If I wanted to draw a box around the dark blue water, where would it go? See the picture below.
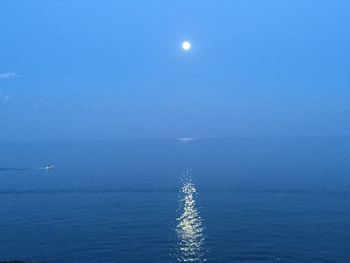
[1,138,350,262]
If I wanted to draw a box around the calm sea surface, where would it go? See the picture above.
[1,138,350,262]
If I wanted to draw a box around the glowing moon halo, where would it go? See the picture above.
[182,41,191,51]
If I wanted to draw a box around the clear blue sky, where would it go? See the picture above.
[1,0,349,140]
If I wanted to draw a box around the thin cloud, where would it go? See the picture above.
[0,93,10,103]
[0,72,18,79]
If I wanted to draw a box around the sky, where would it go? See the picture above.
[0,0,349,141]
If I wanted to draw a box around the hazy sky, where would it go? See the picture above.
[1,0,349,140]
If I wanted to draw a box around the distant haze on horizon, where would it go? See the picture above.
[1,0,349,141]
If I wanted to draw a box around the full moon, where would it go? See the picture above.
[182,41,191,51]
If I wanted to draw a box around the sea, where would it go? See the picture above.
[0,137,349,262]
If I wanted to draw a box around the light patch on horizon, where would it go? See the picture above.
[178,138,193,142]
[0,72,18,79]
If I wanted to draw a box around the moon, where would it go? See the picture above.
[182,41,191,51]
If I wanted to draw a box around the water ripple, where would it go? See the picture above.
[175,171,206,262]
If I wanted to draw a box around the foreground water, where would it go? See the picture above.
[1,138,350,262]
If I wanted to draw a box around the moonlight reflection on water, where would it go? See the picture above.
[175,171,206,262]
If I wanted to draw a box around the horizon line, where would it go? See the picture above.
[0,135,349,143]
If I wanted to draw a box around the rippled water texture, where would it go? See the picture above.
[0,138,350,262]
[175,171,206,262]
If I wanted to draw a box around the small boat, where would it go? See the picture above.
[44,165,55,170]
[38,165,55,170]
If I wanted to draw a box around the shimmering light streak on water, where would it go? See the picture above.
[175,171,206,262]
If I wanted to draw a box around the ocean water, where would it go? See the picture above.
[0,138,350,262]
